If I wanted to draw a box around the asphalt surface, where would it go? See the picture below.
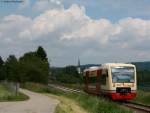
[0,89,59,113]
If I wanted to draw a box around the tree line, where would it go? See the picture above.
[0,46,83,85]
[1,45,148,86]
[137,70,150,85]
[0,46,49,84]
[50,66,82,84]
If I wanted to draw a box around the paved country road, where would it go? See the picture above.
[0,89,59,113]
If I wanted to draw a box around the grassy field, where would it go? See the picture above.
[0,84,29,102]
[23,83,132,113]
[132,90,150,105]
[47,93,87,113]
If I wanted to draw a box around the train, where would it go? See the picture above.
[83,63,137,100]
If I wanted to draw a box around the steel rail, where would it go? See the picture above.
[122,101,150,113]
[48,84,84,93]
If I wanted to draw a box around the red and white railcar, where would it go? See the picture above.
[83,63,137,100]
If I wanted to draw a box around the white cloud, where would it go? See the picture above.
[0,15,32,43]
[0,4,150,65]
[1,4,150,45]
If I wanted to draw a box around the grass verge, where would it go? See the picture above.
[132,90,150,105]
[23,82,132,113]
[0,84,29,102]
[47,93,87,113]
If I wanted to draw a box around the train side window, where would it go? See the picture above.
[100,75,106,85]
[89,76,97,84]
[99,70,108,85]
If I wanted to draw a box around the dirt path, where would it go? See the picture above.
[0,89,59,113]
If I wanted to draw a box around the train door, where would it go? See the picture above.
[99,69,108,94]
[84,70,99,94]
[84,71,89,91]
[96,69,102,94]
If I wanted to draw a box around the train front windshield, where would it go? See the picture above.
[111,67,135,83]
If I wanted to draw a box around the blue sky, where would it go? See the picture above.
[1,0,150,21]
[64,0,150,21]
[0,0,150,66]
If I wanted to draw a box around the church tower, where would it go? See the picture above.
[77,57,81,74]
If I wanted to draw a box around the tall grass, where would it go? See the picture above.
[22,82,50,93]
[132,90,150,105]
[62,93,132,113]
[55,104,74,113]
[0,84,29,101]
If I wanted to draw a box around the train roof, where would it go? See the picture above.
[102,63,135,67]
[84,66,100,72]
[84,63,135,72]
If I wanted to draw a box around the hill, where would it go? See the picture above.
[80,61,150,71]
[132,61,150,71]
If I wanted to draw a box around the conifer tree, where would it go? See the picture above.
[36,46,48,61]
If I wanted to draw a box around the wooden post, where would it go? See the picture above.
[15,82,20,96]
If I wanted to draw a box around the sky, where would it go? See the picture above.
[0,0,150,66]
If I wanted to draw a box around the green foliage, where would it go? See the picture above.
[5,55,20,82]
[19,51,49,84]
[0,67,6,80]
[51,66,83,84]
[137,70,150,84]
[0,46,49,84]
[63,66,78,75]
[133,90,150,105]
[55,105,72,113]
[22,82,51,93]
[0,56,6,80]
[0,56,4,66]
[36,46,48,61]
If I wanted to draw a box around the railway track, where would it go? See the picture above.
[48,84,150,113]
[122,101,150,113]
[48,84,84,93]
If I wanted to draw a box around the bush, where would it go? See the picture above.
[22,82,50,93]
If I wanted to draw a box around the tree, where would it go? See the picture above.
[5,55,20,95]
[0,56,5,81]
[5,55,18,81]
[0,56,4,66]
[53,65,83,84]
[36,46,48,61]
[1,46,50,85]
[19,51,49,84]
